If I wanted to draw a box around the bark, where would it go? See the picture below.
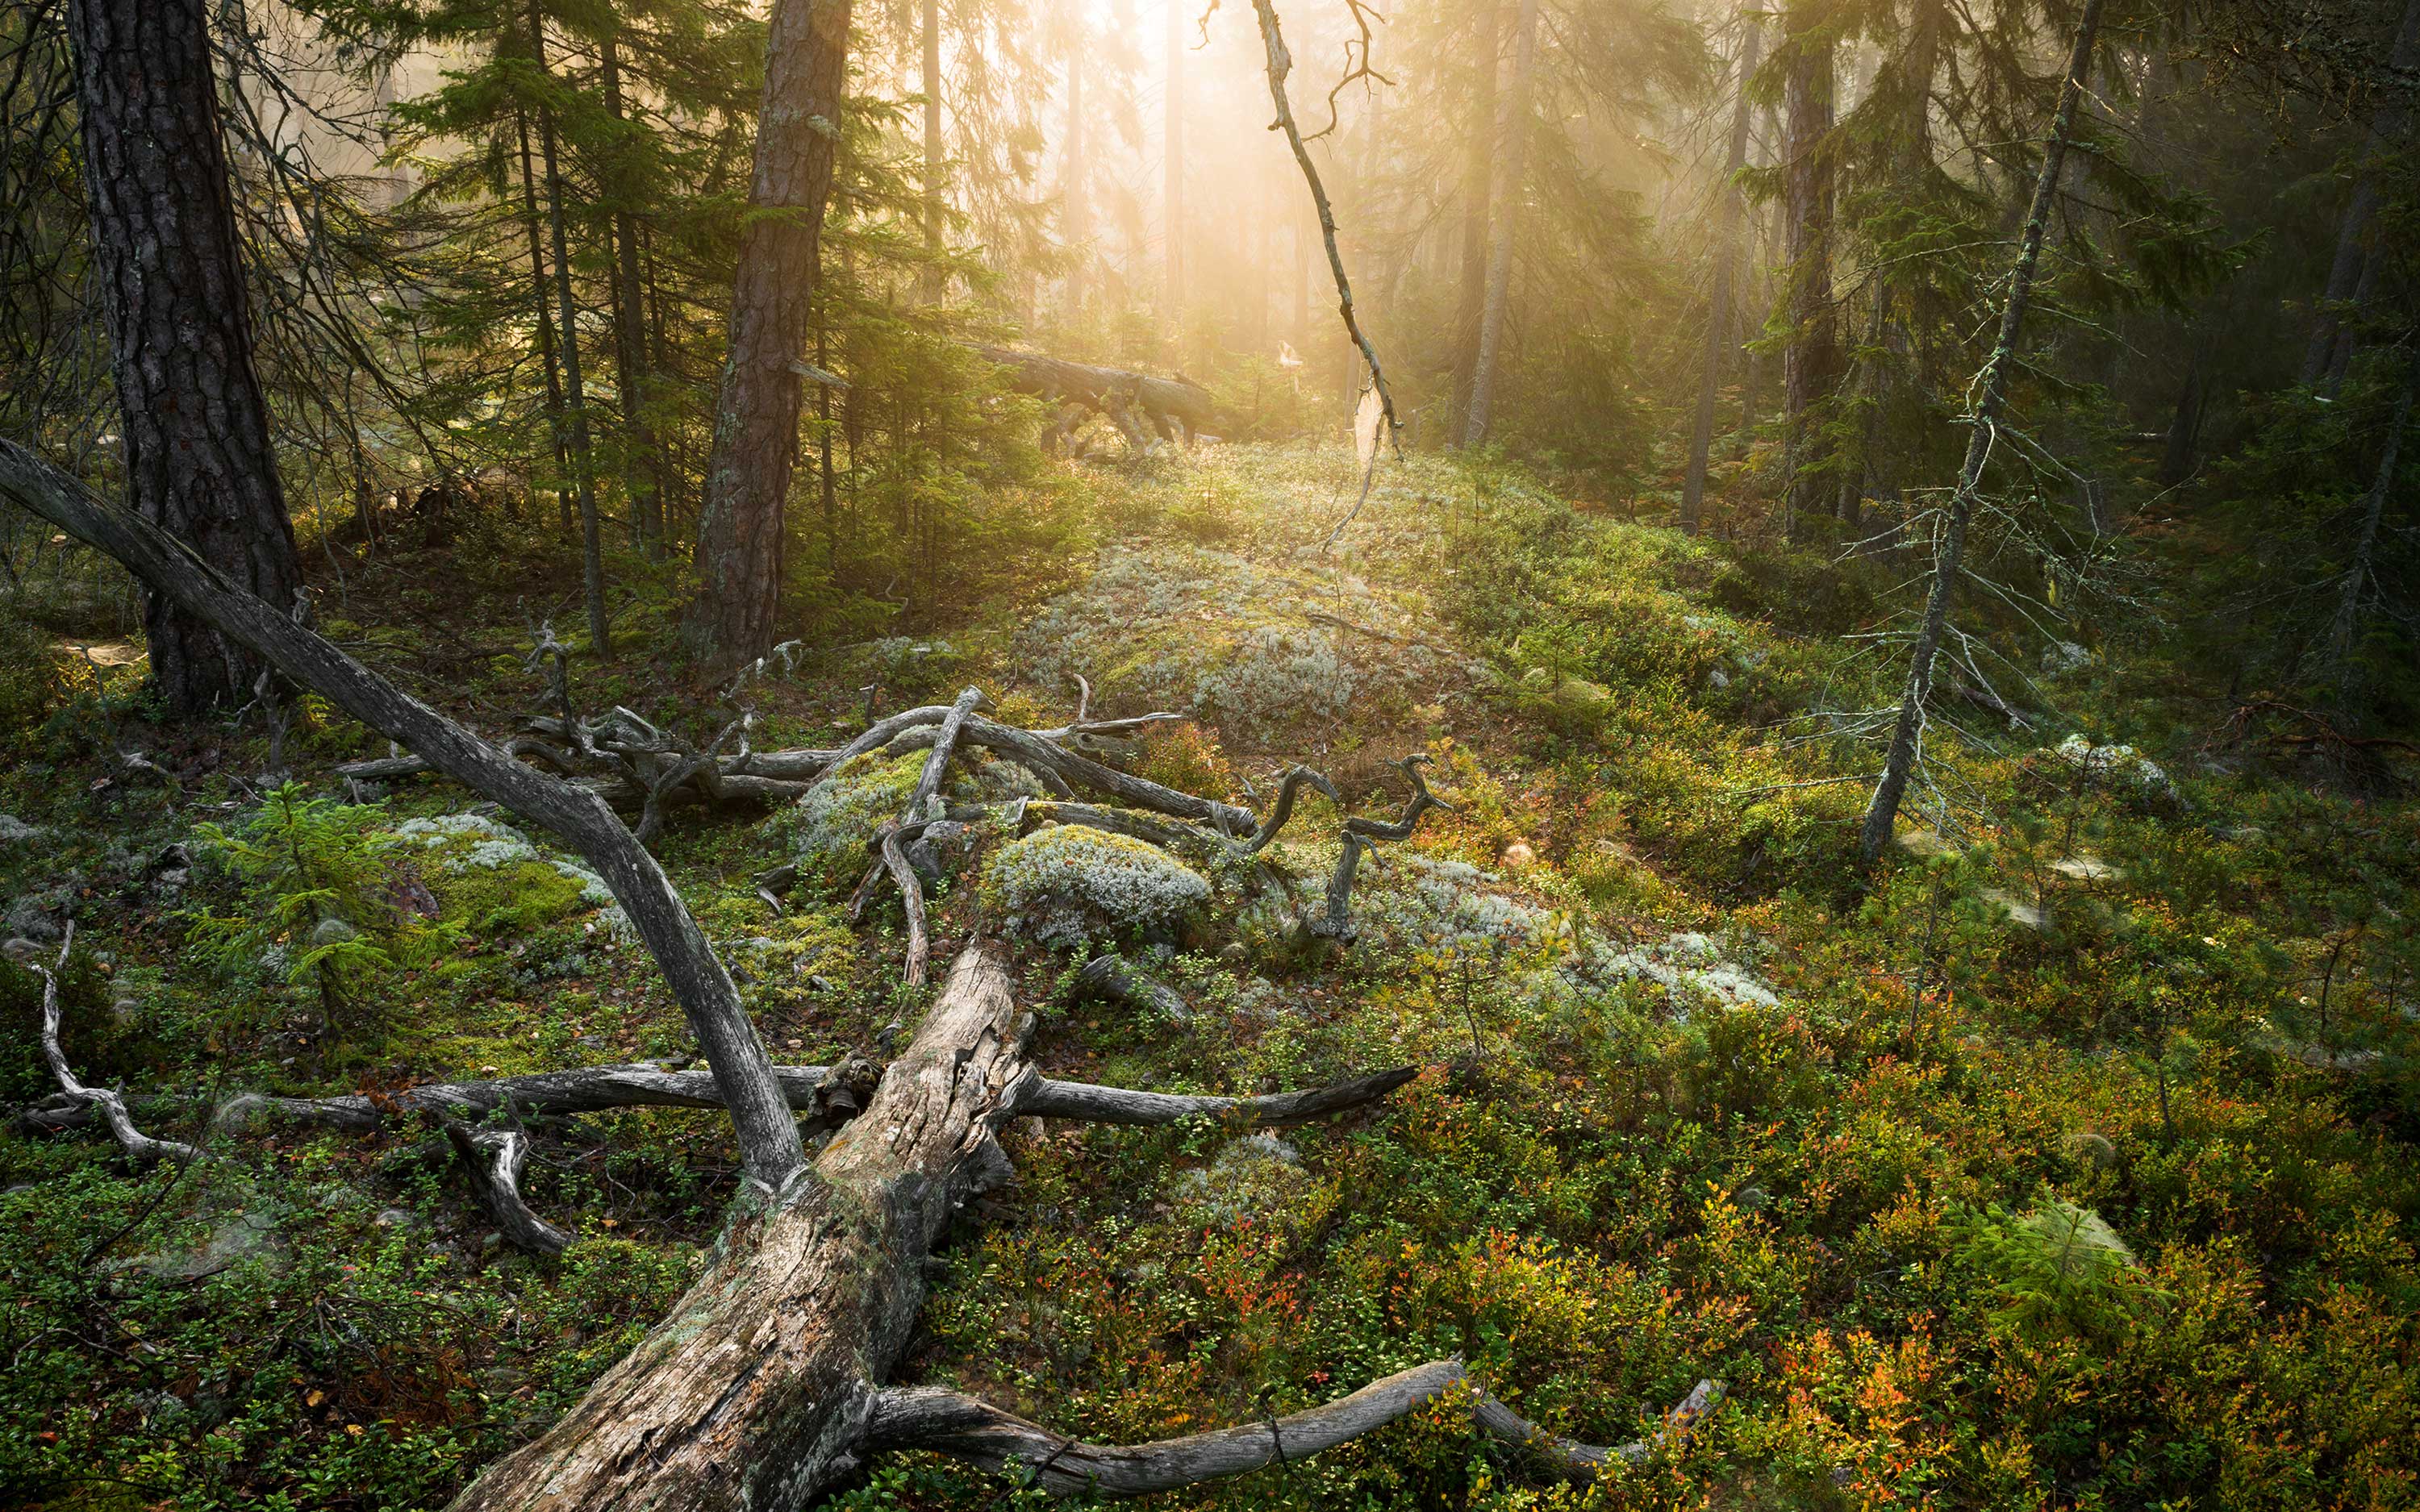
[1461,0,1539,448]
[686,0,853,666]
[1452,0,1501,422]
[1859,0,2106,863]
[1779,0,1839,537]
[529,2,613,660]
[600,32,666,557]
[2301,0,2420,388]
[0,439,809,1197]
[1682,16,1763,535]
[65,0,305,716]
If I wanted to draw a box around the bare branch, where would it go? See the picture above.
[868,1360,1721,1497]
[1014,1064,1416,1127]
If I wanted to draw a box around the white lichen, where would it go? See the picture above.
[983,824,1210,948]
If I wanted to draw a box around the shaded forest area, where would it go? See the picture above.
[2,0,2417,1508]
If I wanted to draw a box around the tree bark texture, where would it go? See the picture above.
[1461,0,1538,448]
[686,0,853,666]
[1681,16,1762,535]
[1859,0,2105,862]
[1779,0,1839,536]
[65,0,305,715]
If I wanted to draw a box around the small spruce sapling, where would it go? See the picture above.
[188,783,461,1043]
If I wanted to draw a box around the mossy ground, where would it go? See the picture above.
[3,442,2416,1511]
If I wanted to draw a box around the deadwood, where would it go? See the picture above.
[31,923,201,1167]
[0,438,807,1194]
[447,1123,570,1256]
[18,1059,878,1140]
[867,1360,1721,1497]
[1014,1064,1417,1127]
[1316,756,1454,940]
[977,345,1220,444]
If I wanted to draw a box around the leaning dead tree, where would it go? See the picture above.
[4,437,1721,1506]
[1858,0,2106,864]
[978,345,1221,450]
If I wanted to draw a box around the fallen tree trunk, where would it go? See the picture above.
[977,344,1220,445]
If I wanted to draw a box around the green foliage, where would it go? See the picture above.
[185,785,462,1039]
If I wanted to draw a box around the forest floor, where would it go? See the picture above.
[3,441,2417,1511]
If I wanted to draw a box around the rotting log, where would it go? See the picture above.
[976,345,1220,446]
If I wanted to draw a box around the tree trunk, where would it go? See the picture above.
[1859,0,2105,863]
[1451,0,1500,426]
[1162,0,1184,323]
[1460,0,1538,448]
[1779,0,1838,539]
[2327,360,2414,677]
[920,0,944,301]
[515,109,576,539]
[65,0,305,716]
[685,0,853,667]
[1681,15,1761,535]
[601,32,666,559]
[2302,0,2420,387]
[529,2,613,660]
[1062,37,1087,323]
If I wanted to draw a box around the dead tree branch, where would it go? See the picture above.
[32,922,201,1167]
[447,1122,570,1256]
[868,1360,1720,1497]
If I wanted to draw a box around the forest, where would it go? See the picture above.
[0,0,2416,1506]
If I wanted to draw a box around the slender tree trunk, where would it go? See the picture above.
[1859,0,2106,864]
[1451,0,1500,425]
[685,0,853,667]
[1681,16,1762,535]
[1460,0,1538,448]
[1061,37,1086,323]
[515,110,576,539]
[1162,0,1184,324]
[2327,361,2414,676]
[1779,0,1839,539]
[528,4,613,659]
[2303,0,2420,387]
[920,0,944,301]
[601,33,665,559]
[65,0,304,715]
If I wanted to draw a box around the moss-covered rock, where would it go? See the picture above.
[981,824,1209,948]
[774,748,1049,882]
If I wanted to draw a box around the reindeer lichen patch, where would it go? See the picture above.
[1016,544,1457,743]
[982,823,1210,947]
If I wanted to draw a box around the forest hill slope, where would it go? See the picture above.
[2,442,2417,1510]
